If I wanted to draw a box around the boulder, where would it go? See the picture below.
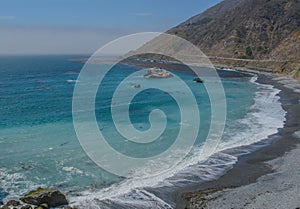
[6,200,20,206]
[35,203,49,209]
[20,188,68,207]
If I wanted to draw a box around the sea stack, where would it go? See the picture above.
[144,68,173,78]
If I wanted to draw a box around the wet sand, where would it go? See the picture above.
[175,73,300,209]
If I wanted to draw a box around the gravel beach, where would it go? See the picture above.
[176,73,300,209]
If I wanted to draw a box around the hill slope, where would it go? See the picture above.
[168,0,300,62]
[168,0,300,76]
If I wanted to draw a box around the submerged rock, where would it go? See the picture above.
[133,84,141,88]
[20,188,68,207]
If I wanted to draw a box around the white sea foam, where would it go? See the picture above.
[217,77,286,151]
[272,76,300,94]
[70,148,239,208]
[76,189,173,209]
[293,131,300,139]
[219,68,238,72]
[66,79,78,83]
[0,168,45,202]
[62,167,84,175]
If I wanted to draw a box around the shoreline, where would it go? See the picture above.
[69,56,300,81]
[174,72,300,208]
[1,57,299,208]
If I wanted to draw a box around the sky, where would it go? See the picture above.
[0,0,222,55]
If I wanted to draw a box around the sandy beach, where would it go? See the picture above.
[175,73,300,209]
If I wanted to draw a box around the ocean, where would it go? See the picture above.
[0,55,286,208]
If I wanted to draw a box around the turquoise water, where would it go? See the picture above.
[0,56,285,208]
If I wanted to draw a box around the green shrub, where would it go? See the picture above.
[245,46,253,57]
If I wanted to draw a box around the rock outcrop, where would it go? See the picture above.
[5,200,20,207]
[20,188,68,207]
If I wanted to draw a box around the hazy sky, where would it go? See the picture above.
[0,0,222,55]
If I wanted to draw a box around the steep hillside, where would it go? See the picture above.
[168,0,300,61]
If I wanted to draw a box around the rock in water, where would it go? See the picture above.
[144,68,173,78]
[193,77,204,83]
[133,84,141,88]
[20,188,68,207]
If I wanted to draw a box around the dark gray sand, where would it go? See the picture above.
[175,73,300,209]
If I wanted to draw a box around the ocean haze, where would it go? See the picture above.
[0,0,222,55]
[0,24,144,55]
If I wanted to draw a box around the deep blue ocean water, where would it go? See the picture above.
[0,56,285,208]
